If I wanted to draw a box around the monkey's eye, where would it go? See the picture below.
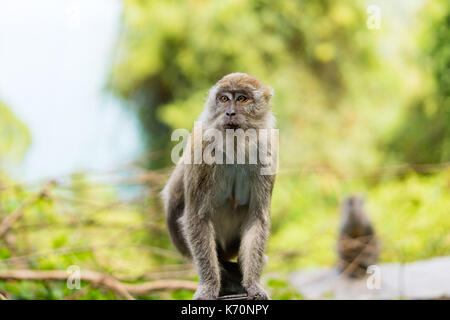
[220,95,229,102]
[236,94,248,102]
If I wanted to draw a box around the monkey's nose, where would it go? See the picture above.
[226,111,236,117]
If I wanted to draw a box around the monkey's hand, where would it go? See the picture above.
[193,284,219,300]
[245,284,270,300]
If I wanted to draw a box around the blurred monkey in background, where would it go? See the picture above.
[337,195,380,278]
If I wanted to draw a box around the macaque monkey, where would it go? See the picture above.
[162,73,277,299]
[337,195,380,278]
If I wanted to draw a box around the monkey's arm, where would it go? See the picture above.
[183,166,221,300]
[238,175,274,300]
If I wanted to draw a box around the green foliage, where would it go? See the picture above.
[0,280,117,300]
[0,102,31,171]
[267,169,450,271]
[110,0,386,171]
[171,289,194,300]
[386,0,450,164]
[266,278,303,300]
[0,173,184,300]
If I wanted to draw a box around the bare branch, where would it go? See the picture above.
[0,269,197,299]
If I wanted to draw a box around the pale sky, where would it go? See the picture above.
[0,0,142,182]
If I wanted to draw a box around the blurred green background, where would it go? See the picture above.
[0,0,449,300]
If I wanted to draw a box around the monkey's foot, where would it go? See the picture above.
[193,285,219,300]
[245,284,270,300]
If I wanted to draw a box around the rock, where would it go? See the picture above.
[289,256,450,299]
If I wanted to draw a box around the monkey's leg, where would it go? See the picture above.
[184,214,221,300]
[166,200,191,257]
[239,216,270,300]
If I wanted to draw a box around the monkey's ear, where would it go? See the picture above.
[263,86,274,102]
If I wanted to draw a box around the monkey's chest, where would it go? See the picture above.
[214,165,251,208]
[212,165,254,256]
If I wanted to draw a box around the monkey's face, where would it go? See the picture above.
[215,90,254,130]
[203,73,273,131]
